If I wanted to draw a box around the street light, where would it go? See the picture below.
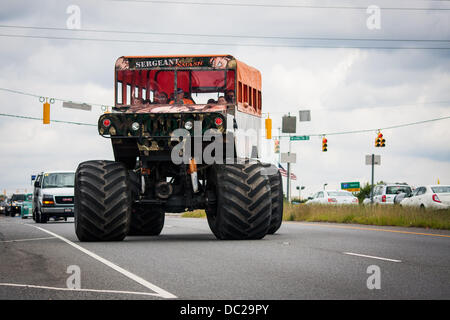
[296,186,305,200]
[323,183,328,190]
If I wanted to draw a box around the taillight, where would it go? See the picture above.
[103,119,111,127]
[328,198,337,203]
[382,195,386,202]
[352,198,359,203]
[432,194,441,203]
[215,117,223,126]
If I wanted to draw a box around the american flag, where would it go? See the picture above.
[278,163,297,180]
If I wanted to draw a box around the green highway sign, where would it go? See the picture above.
[341,182,360,190]
[290,136,310,141]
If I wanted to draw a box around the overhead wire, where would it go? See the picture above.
[109,0,450,11]
[0,25,449,43]
[0,33,449,50]
[0,87,449,134]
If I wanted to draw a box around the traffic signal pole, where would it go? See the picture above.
[370,154,375,203]
[287,137,291,203]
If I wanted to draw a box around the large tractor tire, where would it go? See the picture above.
[74,160,131,242]
[129,205,165,236]
[127,170,165,236]
[264,165,284,234]
[206,161,272,240]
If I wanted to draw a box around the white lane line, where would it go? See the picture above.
[0,283,161,297]
[0,237,56,243]
[343,252,402,263]
[28,225,177,299]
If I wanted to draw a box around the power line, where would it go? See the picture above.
[0,113,97,127]
[263,100,450,115]
[0,88,450,137]
[0,87,112,108]
[109,0,450,11]
[1,25,449,43]
[1,33,449,50]
[1,111,448,134]
[277,115,450,137]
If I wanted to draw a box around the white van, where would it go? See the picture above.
[33,171,75,223]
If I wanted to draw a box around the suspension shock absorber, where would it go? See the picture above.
[188,158,199,193]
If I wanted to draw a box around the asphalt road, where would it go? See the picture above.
[0,214,449,300]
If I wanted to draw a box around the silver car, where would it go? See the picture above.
[33,171,75,223]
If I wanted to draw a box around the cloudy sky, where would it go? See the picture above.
[0,0,449,198]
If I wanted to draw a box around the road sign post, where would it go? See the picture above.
[366,154,381,203]
[281,152,296,203]
[341,182,360,192]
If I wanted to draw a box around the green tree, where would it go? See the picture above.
[356,183,372,203]
[356,181,385,204]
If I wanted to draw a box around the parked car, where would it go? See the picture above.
[400,185,450,210]
[394,192,410,205]
[372,183,412,205]
[306,190,359,205]
[9,193,27,217]
[20,193,33,219]
[0,199,7,214]
[4,198,12,216]
[33,171,75,223]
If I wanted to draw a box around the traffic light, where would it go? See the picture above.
[274,139,280,153]
[375,132,385,147]
[265,116,272,139]
[43,101,50,124]
[322,137,328,152]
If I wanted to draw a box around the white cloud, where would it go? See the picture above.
[0,0,449,196]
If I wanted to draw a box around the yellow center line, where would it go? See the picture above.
[285,222,450,238]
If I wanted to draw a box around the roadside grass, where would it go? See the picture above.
[181,210,207,218]
[181,203,450,230]
[284,203,450,230]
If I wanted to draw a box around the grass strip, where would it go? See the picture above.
[181,204,450,230]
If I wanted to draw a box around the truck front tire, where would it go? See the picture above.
[74,160,131,242]
[206,161,272,240]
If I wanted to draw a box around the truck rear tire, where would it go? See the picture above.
[266,166,284,234]
[206,161,272,240]
[127,170,165,236]
[74,160,131,242]
[129,205,165,236]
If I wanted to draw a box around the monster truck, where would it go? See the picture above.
[74,55,283,241]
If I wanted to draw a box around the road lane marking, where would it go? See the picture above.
[28,225,177,299]
[0,283,162,297]
[0,237,56,243]
[343,252,402,263]
[290,222,450,238]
